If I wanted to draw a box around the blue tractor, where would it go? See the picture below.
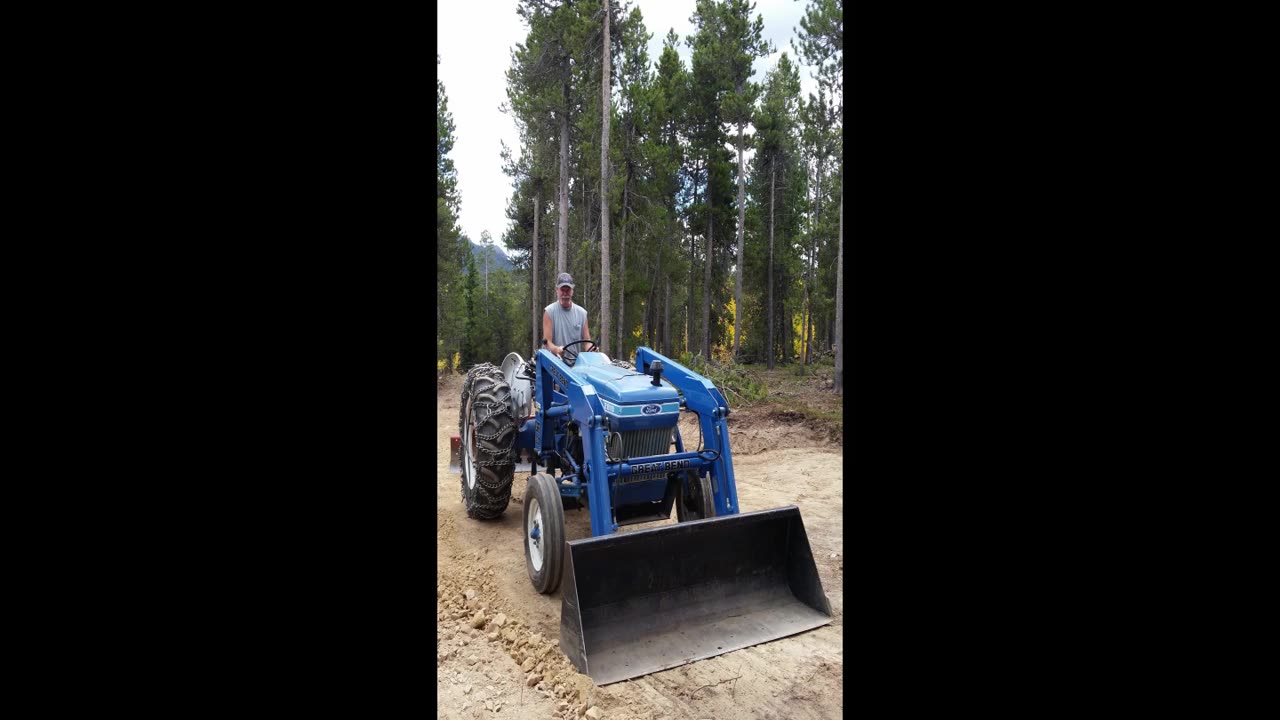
[450,343,831,685]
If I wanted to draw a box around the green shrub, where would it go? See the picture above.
[676,353,769,404]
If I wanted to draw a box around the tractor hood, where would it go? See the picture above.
[570,353,680,423]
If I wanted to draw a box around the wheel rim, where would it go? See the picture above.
[463,400,478,490]
[527,496,544,571]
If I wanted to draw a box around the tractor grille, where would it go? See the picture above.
[613,427,675,484]
[619,426,671,460]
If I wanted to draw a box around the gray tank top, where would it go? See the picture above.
[545,301,588,362]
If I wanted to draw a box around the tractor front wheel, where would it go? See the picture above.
[524,472,566,594]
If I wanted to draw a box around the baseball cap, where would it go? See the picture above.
[556,272,575,289]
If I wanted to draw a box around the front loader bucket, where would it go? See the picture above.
[559,506,832,685]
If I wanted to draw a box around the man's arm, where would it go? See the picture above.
[542,311,561,356]
[581,315,591,341]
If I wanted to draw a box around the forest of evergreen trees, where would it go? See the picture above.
[438,0,843,391]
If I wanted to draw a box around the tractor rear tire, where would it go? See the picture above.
[524,472,565,594]
[460,364,516,520]
[675,470,715,522]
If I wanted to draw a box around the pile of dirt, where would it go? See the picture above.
[436,554,604,719]
[712,407,840,455]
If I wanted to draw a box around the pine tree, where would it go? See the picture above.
[508,0,598,354]
[647,30,686,358]
[598,0,612,355]
[512,0,592,279]
[793,0,843,392]
[799,87,838,365]
[750,54,805,369]
[613,6,652,361]
[461,241,479,369]
[686,1,737,360]
[711,0,771,361]
[437,56,469,370]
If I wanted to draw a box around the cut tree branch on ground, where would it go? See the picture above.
[720,383,749,404]
[691,671,742,696]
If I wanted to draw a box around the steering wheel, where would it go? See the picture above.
[559,339,599,366]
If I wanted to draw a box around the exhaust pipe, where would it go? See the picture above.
[559,506,832,685]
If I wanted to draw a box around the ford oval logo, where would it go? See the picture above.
[642,404,661,415]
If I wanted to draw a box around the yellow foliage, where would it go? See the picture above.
[724,297,736,344]
[720,298,743,362]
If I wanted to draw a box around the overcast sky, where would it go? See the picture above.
[438,0,823,252]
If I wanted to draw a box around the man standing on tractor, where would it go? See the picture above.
[542,272,592,366]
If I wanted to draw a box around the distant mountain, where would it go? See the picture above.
[469,241,514,271]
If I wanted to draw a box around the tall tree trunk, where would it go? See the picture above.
[834,179,843,394]
[808,260,816,359]
[641,292,650,349]
[806,227,813,361]
[558,80,569,276]
[617,179,627,357]
[703,211,712,361]
[647,298,655,348]
[734,121,745,360]
[652,284,660,352]
[664,276,671,358]
[806,160,824,365]
[814,161,825,355]
[532,188,541,356]
[802,161,814,365]
[768,162,776,370]
[642,242,655,348]
[686,159,702,357]
[686,231,694,356]
[599,0,612,356]
[646,239,662,349]
[778,266,788,358]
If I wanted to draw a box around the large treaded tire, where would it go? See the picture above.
[459,363,516,519]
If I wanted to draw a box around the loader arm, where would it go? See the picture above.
[533,349,614,535]
[633,347,740,516]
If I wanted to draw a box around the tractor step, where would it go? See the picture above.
[559,505,831,685]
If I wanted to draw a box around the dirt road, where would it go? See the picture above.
[437,372,844,719]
